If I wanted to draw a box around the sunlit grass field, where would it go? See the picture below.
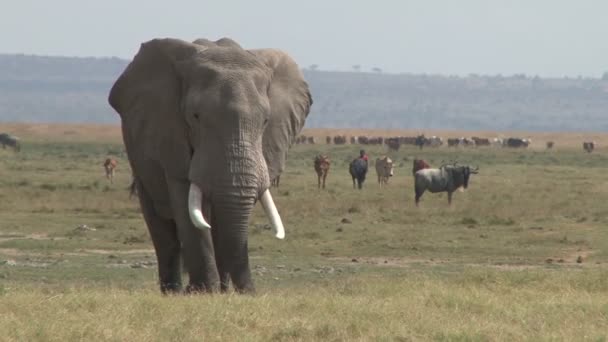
[1,124,608,341]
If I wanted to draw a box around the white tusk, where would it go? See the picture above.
[188,183,211,229]
[260,189,285,239]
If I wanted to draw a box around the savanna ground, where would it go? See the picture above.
[1,123,608,341]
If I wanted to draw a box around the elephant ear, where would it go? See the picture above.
[249,49,313,182]
[108,38,204,177]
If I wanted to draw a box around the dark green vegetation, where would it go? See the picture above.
[2,53,608,131]
[1,136,608,340]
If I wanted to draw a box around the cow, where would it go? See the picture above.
[459,137,476,147]
[546,141,554,149]
[375,156,394,187]
[414,165,478,206]
[314,155,331,189]
[349,157,368,190]
[583,142,595,153]
[103,158,118,183]
[0,133,20,152]
[471,137,490,147]
[412,159,431,176]
[426,136,443,147]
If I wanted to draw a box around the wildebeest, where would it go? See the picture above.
[505,138,529,148]
[415,135,427,149]
[271,175,281,188]
[546,141,554,149]
[412,159,430,176]
[386,137,401,151]
[447,138,460,147]
[471,137,490,147]
[375,156,394,187]
[307,136,315,144]
[414,165,478,206]
[583,141,595,153]
[349,158,368,189]
[314,154,331,189]
[333,135,347,145]
[103,158,118,183]
[326,136,332,144]
[0,133,20,152]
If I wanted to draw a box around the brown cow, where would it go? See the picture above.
[412,159,430,176]
[314,155,331,189]
[103,158,118,183]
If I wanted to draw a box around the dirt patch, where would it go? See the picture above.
[82,249,154,255]
[329,256,449,268]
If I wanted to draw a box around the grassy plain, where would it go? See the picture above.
[1,123,608,341]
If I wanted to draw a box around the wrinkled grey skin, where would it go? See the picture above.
[108,38,312,294]
[0,133,20,152]
[414,165,478,206]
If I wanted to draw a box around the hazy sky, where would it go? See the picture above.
[2,0,606,77]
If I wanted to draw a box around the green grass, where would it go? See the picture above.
[1,137,608,340]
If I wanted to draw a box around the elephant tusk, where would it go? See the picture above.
[260,189,285,239]
[188,183,211,230]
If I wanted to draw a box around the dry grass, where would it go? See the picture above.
[1,123,608,340]
[2,271,608,341]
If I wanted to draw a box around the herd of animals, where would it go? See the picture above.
[296,134,597,152]
[310,150,478,206]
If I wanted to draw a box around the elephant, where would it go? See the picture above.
[108,37,312,294]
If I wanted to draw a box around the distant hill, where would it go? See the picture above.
[1,53,607,131]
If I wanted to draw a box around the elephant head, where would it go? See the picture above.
[108,38,312,293]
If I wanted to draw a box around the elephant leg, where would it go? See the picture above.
[136,181,182,294]
[166,179,220,293]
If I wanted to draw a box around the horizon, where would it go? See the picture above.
[1,1,607,78]
[1,52,605,80]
